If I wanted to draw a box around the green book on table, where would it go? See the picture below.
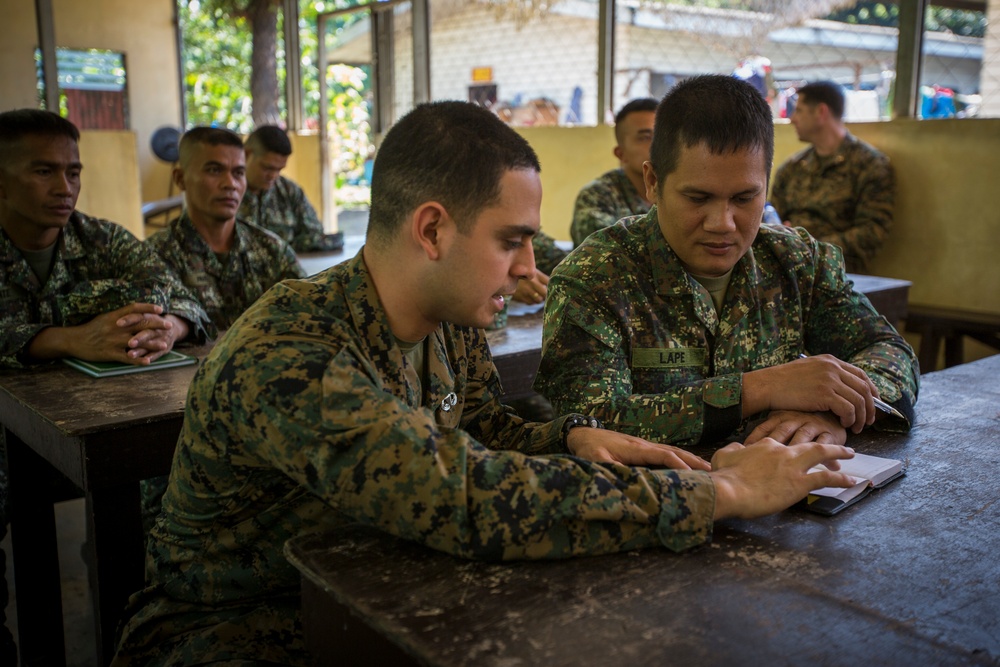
[802,452,904,516]
[62,350,198,378]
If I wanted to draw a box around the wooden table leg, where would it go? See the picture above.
[7,430,67,667]
[86,483,144,666]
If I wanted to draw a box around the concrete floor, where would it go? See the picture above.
[4,497,96,667]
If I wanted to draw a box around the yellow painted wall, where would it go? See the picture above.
[77,130,144,237]
[285,132,323,221]
[0,0,182,207]
[517,125,619,240]
[0,0,41,110]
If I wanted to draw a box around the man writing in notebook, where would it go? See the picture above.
[112,101,857,667]
[537,76,919,449]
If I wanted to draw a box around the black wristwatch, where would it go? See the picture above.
[563,414,603,447]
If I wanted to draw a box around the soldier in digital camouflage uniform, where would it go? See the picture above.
[147,127,305,331]
[142,127,306,530]
[239,125,343,252]
[0,109,212,664]
[537,76,918,450]
[770,80,894,274]
[569,98,656,247]
[111,101,859,667]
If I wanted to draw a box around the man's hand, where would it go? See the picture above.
[742,354,879,434]
[118,311,190,361]
[709,438,856,520]
[27,303,187,365]
[566,427,711,471]
[512,270,549,304]
[745,410,847,446]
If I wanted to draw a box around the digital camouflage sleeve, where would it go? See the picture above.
[570,168,651,246]
[111,251,716,667]
[238,174,339,252]
[770,133,894,274]
[145,211,305,330]
[536,209,918,447]
[0,211,213,368]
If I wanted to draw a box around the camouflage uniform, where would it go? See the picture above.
[145,212,306,331]
[0,211,213,368]
[111,251,716,667]
[0,212,212,662]
[533,230,567,275]
[770,133,894,274]
[570,168,651,246]
[535,209,919,447]
[238,175,339,252]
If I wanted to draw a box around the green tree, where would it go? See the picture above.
[181,0,284,128]
[825,2,986,38]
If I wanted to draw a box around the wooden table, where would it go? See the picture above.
[848,273,911,327]
[1,347,208,667]
[286,353,1000,667]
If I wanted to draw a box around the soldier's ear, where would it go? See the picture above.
[411,201,450,261]
[613,145,624,162]
[642,162,658,202]
[172,167,186,192]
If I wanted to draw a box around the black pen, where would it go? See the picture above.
[798,353,906,420]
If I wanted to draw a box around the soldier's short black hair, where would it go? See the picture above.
[613,97,658,144]
[367,101,541,248]
[649,75,773,189]
[245,125,293,156]
[0,109,80,167]
[178,127,245,168]
[796,81,846,121]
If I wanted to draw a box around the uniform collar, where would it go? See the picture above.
[339,250,459,412]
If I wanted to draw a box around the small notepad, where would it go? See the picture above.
[803,452,904,516]
[62,350,198,378]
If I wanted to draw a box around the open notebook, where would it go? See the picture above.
[62,350,198,378]
[802,452,904,516]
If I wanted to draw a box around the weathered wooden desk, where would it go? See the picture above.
[286,354,1000,667]
[0,346,209,666]
[848,273,911,327]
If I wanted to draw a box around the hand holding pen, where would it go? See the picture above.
[798,354,905,421]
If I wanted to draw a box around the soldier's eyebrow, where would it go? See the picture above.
[28,159,83,170]
[498,224,537,238]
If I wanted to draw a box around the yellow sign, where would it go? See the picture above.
[471,67,493,83]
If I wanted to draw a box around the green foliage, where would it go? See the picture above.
[179,0,258,131]
[825,2,986,38]
[178,0,372,205]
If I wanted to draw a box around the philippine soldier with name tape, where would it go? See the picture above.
[536,76,919,450]
[0,108,212,664]
[770,80,894,274]
[146,127,306,331]
[111,100,859,667]
[569,97,656,246]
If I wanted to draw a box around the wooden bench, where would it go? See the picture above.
[904,304,1000,372]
